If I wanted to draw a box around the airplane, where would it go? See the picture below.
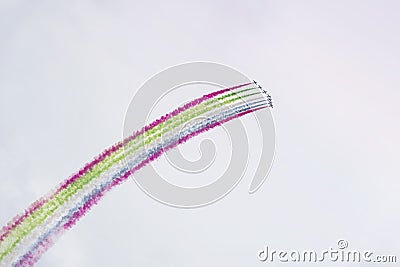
[257,84,268,94]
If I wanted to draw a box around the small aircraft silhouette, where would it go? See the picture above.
[254,82,268,94]
[258,85,268,94]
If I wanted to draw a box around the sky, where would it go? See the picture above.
[0,1,399,266]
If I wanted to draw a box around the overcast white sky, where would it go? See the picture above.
[1,1,399,266]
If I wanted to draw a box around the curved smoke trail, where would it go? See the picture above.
[0,82,273,266]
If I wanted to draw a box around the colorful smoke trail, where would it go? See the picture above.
[0,82,273,266]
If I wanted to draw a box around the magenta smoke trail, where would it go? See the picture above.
[0,82,272,267]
